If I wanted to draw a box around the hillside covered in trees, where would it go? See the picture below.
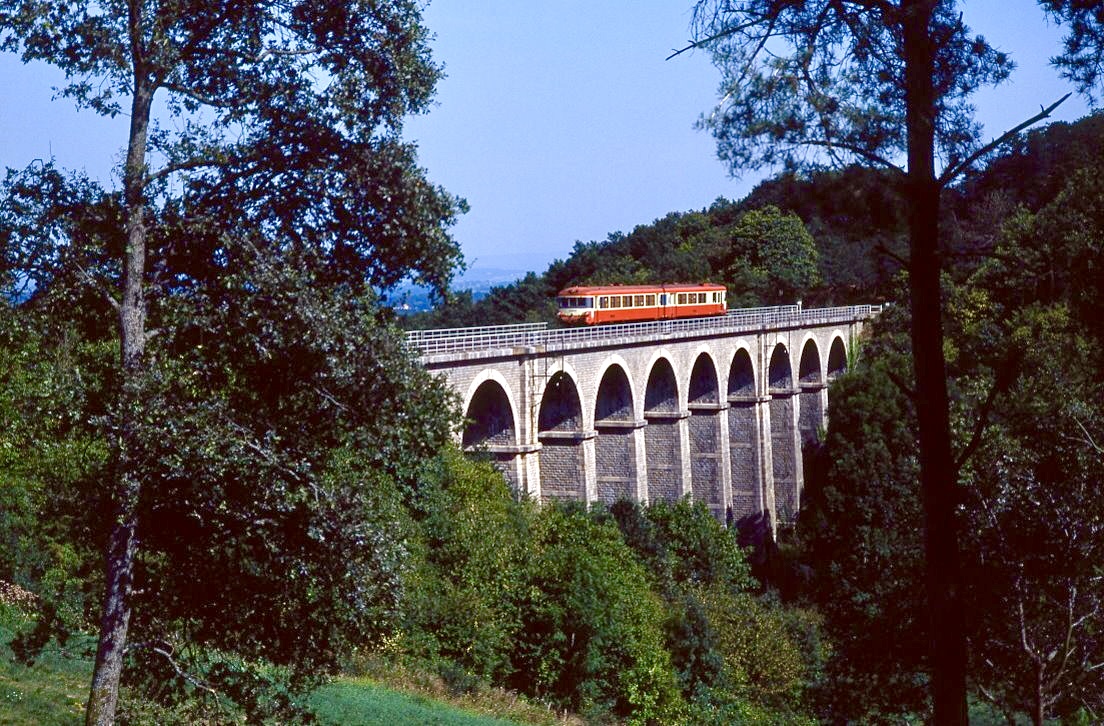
[408,113,1104,332]
[2,0,1104,718]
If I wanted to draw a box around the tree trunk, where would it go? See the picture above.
[901,1,968,724]
[84,23,152,721]
[1033,662,1044,726]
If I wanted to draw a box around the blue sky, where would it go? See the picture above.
[0,1,1091,277]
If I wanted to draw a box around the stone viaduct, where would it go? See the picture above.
[407,304,879,529]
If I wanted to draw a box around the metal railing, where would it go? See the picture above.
[404,322,547,351]
[406,304,882,356]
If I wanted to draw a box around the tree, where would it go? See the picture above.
[0,1,464,722]
[677,2,1095,720]
[704,204,819,305]
[795,166,1104,720]
[510,505,684,722]
[798,305,930,721]
[954,169,1104,723]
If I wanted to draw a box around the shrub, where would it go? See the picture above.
[510,505,684,723]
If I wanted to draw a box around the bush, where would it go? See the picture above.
[510,505,685,723]
[403,448,535,682]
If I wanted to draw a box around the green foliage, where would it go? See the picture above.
[704,205,820,306]
[602,499,824,721]
[698,590,823,715]
[689,1,1013,177]
[411,201,822,330]
[0,307,109,631]
[510,505,684,723]
[798,331,930,721]
[403,448,534,682]
[796,150,1104,721]
[102,253,456,718]
[949,170,1104,721]
[742,167,908,303]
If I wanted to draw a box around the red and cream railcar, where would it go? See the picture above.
[555,283,727,325]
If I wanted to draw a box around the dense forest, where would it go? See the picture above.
[2,0,1104,721]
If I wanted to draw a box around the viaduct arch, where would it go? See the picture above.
[411,305,878,533]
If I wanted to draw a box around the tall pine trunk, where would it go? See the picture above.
[84,20,152,721]
[902,1,968,723]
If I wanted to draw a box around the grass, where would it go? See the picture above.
[311,677,524,726]
[0,603,91,726]
[330,656,584,726]
[1,601,570,725]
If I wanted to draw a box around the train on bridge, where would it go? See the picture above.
[556,283,727,325]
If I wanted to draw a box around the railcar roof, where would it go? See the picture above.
[556,283,726,295]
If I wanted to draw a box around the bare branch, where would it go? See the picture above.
[800,138,905,174]
[126,641,221,699]
[939,94,1071,185]
[73,259,120,312]
[874,242,909,269]
[1074,417,1104,455]
[953,354,1021,475]
[666,16,766,61]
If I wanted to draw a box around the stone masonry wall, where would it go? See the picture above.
[645,418,682,502]
[798,388,823,445]
[770,394,798,518]
[690,412,724,520]
[540,441,586,503]
[595,428,635,503]
[728,401,760,520]
[430,319,866,521]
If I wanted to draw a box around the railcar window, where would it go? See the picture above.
[646,294,655,306]
[677,293,687,304]
[634,295,645,306]
[611,296,621,308]
[584,297,594,307]
[599,296,609,309]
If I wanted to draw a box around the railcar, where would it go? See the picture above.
[555,283,727,325]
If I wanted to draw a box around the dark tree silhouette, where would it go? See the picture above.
[0,0,464,722]
[676,1,1096,721]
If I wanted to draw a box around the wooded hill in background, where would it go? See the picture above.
[406,112,1104,329]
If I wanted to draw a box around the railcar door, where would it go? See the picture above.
[658,292,672,320]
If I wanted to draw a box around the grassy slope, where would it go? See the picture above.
[0,605,90,726]
[311,677,522,726]
[1,605,530,726]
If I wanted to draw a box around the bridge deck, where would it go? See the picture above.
[407,304,882,360]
